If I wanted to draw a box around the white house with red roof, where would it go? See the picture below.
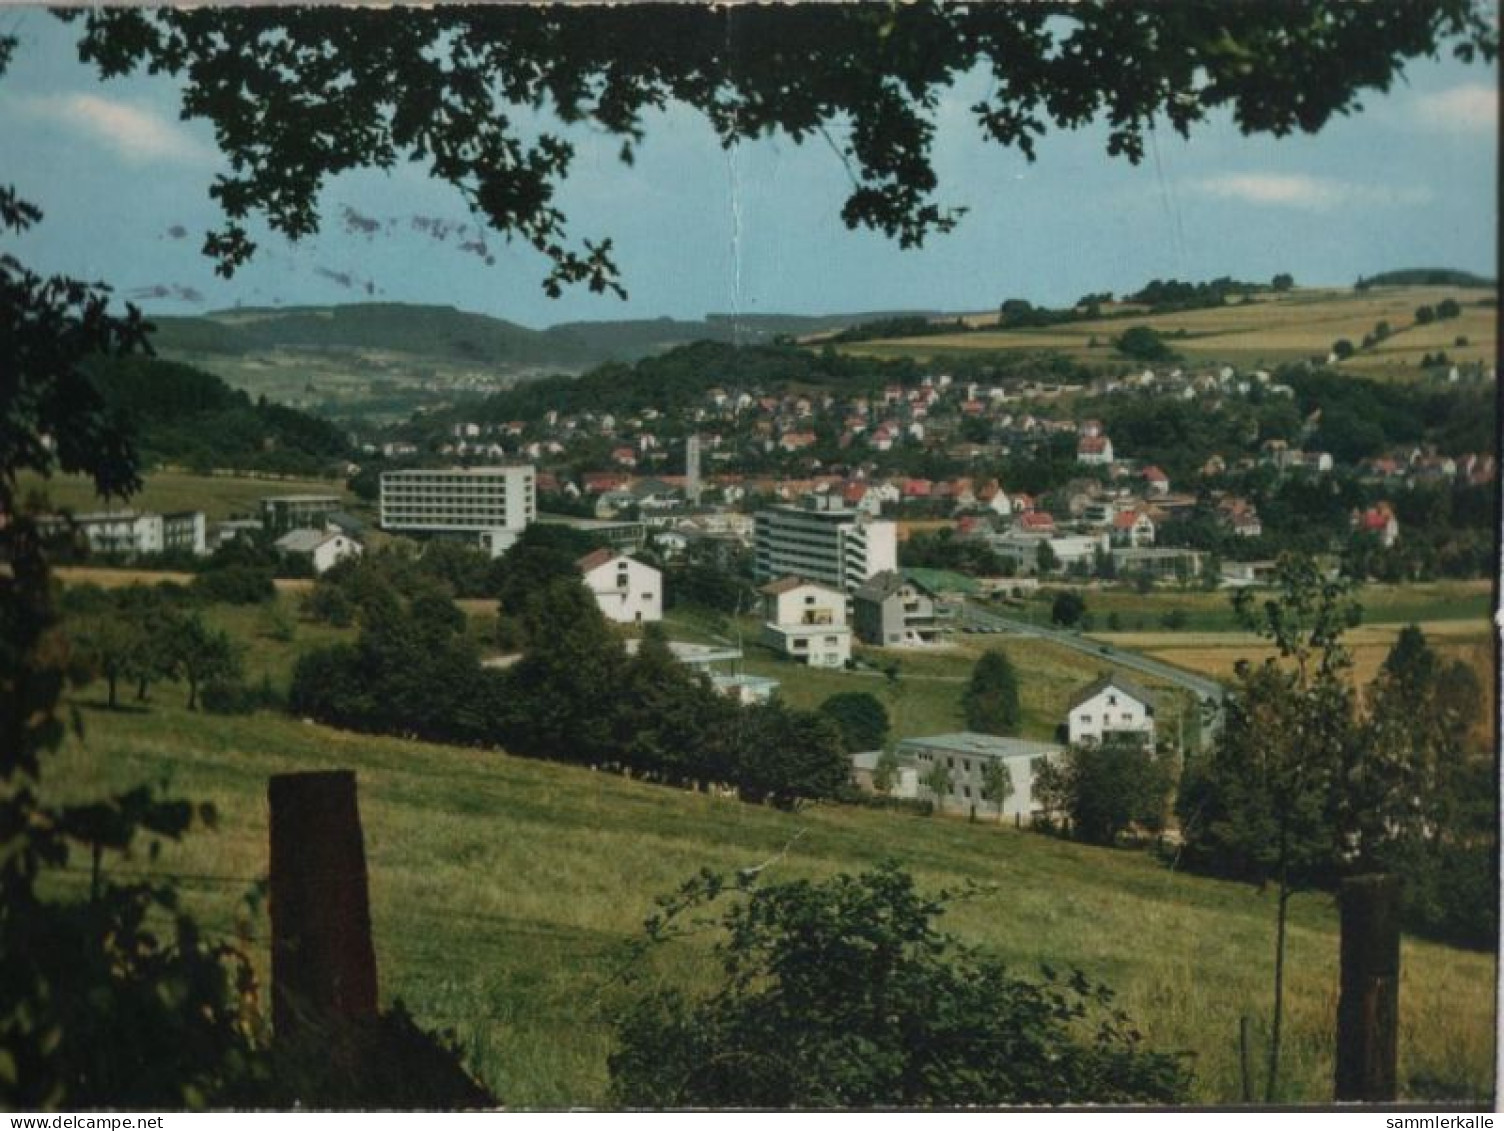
[1015,510,1057,534]
[1111,510,1156,548]
[578,550,662,624]
[1077,433,1115,466]
[1141,466,1170,496]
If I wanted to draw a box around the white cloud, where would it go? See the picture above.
[11,92,212,166]
[1410,83,1498,134]
[1189,173,1430,212]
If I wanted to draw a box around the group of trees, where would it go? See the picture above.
[65,583,243,711]
[89,355,351,478]
[1034,737,1177,846]
[292,556,852,807]
[1413,298,1463,325]
[1179,605,1493,949]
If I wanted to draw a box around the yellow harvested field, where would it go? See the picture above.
[1114,624,1497,751]
[1099,619,1493,653]
[54,565,194,589]
[838,285,1496,381]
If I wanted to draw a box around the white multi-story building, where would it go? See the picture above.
[578,549,662,624]
[379,465,535,556]
[52,510,208,557]
[759,577,852,668]
[1066,674,1156,748]
[66,510,164,555]
[754,495,897,593]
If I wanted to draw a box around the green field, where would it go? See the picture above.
[835,286,1497,381]
[17,469,356,523]
[659,605,1196,743]
[46,692,1495,1107]
[37,586,1496,1105]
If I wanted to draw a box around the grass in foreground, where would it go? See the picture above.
[43,699,1496,1107]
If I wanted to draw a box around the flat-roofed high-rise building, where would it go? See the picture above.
[753,494,897,593]
[379,465,536,556]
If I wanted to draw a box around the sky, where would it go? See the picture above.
[1,8,1497,328]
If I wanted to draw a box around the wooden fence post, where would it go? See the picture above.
[268,770,379,1036]
[1335,873,1401,1102]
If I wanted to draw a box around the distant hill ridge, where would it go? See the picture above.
[148,302,947,371]
[1358,268,1495,288]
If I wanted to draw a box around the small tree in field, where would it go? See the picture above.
[167,613,242,711]
[609,864,1191,1106]
[980,758,1014,822]
[1051,590,1086,628]
[1035,539,1059,576]
[962,650,1021,735]
[871,746,901,798]
[921,759,952,808]
[818,691,891,753]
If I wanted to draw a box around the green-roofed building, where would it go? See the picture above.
[901,567,980,598]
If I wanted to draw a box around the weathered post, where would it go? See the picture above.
[268,770,379,1036]
[1335,873,1401,1102]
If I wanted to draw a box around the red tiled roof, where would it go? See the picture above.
[577,548,620,573]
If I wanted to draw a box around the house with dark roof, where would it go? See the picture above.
[1066,673,1155,749]
[851,570,947,646]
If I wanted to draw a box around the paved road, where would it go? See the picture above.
[956,602,1226,742]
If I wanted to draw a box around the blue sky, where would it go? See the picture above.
[1,8,1496,327]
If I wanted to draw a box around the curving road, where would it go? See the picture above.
[956,602,1226,743]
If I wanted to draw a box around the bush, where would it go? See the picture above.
[192,565,276,605]
[201,675,283,715]
[817,691,890,753]
[1035,738,1177,846]
[609,864,1191,1106]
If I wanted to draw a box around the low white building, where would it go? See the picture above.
[759,576,852,668]
[578,549,662,624]
[274,528,363,574]
[990,529,1108,573]
[49,509,208,557]
[853,733,1064,820]
[1066,674,1156,748]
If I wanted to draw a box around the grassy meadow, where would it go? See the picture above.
[835,285,1497,381]
[45,697,1497,1107]
[34,582,1499,1105]
[17,469,356,522]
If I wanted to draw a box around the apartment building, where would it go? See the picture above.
[379,465,536,556]
[753,494,897,593]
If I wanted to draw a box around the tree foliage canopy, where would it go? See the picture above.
[67,3,1496,294]
[609,863,1191,1107]
[962,649,1022,736]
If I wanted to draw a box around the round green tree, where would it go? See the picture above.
[962,650,1022,736]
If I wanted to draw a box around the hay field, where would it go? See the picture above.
[837,286,1496,379]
